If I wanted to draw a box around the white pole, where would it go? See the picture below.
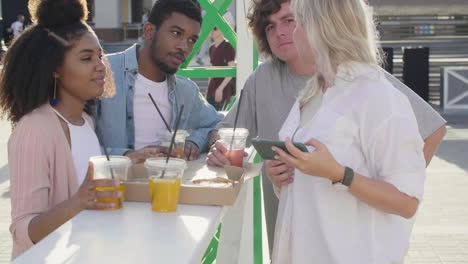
[235,0,254,96]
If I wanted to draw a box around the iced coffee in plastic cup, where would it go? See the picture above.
[90,155,131,210]
[218,128,249,167]
[144,158,187,212]
[159,130,189,159]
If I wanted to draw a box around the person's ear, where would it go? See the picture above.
[143,23,157,41]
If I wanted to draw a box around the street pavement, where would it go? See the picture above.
[404,112,468,264]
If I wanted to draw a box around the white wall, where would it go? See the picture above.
[235,0,253,96]
[143,0,153,11]
[94,0,121,28]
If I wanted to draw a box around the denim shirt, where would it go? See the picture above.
[94,44,223,155]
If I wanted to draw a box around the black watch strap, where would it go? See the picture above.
[341,167,354,187]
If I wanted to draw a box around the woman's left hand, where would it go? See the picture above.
[272,137,344,182]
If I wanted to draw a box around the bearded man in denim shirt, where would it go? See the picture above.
[94,0,223,163]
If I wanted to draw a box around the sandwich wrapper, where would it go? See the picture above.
[125,160,263,206]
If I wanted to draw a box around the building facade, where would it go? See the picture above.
[88,0,152,42]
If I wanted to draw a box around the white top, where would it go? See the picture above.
[133,73,172,150]
[272,62,426,264]
[299,87,323,128]
[12,203,223,264]
[52,109,102,184]
[11,21,23,37]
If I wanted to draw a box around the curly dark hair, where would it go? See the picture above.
[0,0,114,123]
[248,0,289,59]
[148,0,202,29]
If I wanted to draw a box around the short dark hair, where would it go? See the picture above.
[148,0,202,29]
[0,0,114,123]
[248,0,289,59]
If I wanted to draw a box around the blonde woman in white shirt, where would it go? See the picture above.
[268,0,427,263]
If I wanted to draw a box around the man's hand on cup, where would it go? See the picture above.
[206,140,248,167]
[124,147,162,164]
[184,140,200,161]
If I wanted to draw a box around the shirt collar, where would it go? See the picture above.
[125,44,139,72]
[321,62,380,103]
[334,62,380,87]
[126,43,178,90]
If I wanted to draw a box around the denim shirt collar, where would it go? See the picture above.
[124,43,177,92]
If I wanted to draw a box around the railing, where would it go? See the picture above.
[441,67,468,110]
[122,23,143,40]
[376,15,468,105]
[380,37,468,104]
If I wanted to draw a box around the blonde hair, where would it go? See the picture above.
[291,0,382,104]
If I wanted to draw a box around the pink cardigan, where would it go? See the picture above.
[8,104,93,259]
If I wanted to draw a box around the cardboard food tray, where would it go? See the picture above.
[125,160,263,206]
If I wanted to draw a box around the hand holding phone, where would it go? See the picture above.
[251,138,308,160]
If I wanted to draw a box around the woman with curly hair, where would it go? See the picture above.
[0,0,120,259]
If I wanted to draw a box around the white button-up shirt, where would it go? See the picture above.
[272,62,426,264]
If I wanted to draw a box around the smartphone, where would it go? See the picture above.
[251,138,309,160]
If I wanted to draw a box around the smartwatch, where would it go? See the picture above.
[333,166,354,191]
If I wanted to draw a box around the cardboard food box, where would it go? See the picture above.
[125,161,263,206]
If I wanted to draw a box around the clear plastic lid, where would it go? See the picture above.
[159,129,189,140]
[218,128,249,138]
[144,157,187,171]
[90,155,132,168]
[175,130,189,137]
[164,130,189,137]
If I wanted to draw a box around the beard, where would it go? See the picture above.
[150,36,179,75]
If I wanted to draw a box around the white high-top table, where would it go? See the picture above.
[13,149,264,264]
[13,203,223,263]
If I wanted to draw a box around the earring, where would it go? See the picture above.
[50,74,58,106]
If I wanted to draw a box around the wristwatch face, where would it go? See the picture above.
[332,182,349,191]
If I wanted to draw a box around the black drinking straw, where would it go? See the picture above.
[229,89,244,152]
[161,104,184,178]
[95,125,115,179]
[148,93,172,133]
[102,144,115,179]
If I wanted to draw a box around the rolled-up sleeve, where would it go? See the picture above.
[186,91,224,152]
[365,113,427,201]
[8,123,51,257]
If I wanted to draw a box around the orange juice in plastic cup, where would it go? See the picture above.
[95,184,127,209]
[90,156,131,210]
[145,158,187,212]
[159,130,188,159]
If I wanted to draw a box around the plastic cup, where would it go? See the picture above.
[144,158,187,212]
[218,128,249,167]
[158,130,189,159]
[90,156,132,210]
